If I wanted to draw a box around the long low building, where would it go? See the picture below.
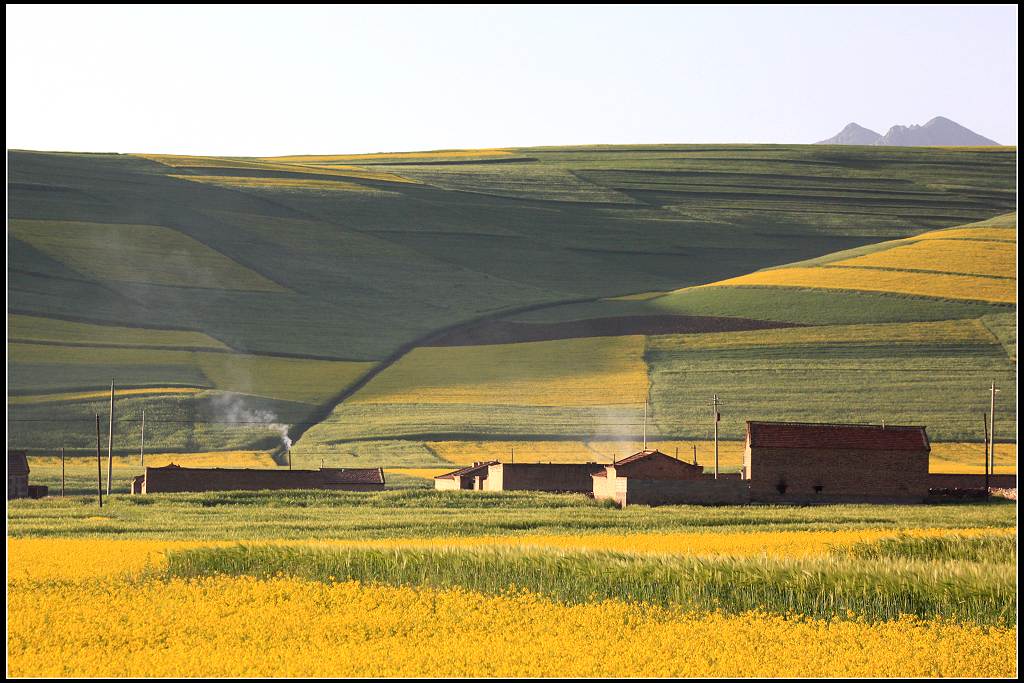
[482,462,604,493]
[132,464,386,494]
[434,461,603,493]
[743,421,931,503]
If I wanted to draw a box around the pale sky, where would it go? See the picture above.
[5,4,1018,155]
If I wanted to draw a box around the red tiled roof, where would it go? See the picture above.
[8,450,29,476]
[435,461,498,480]
[746,421,930,451]
[611,449,670,466]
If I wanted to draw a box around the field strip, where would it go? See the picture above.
[9,386,204,405]
[9,527,1015,579]
[9,576,1015,678]
[702,266,1017,303]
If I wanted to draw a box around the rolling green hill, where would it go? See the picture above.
[7,145,1016,462]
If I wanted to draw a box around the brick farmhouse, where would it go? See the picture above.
[594,449,747,507]
[743,421,931,503]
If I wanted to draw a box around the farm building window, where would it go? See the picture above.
[813,485,824,494]
[776,481,787,495]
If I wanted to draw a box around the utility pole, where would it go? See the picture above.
[710,394,723,479]
[106,379,114,495]
[511,446,515,464]
[95,414,103,508]
[983,414,990,498]
[60,447,65,498]
[140,409,146,467]
[989,381,1000,477]
[642,399,648,450]
[692,444,698,465]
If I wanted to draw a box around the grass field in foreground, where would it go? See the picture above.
[7,489,1015,540]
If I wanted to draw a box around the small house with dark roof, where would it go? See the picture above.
[743,421,930,503]
[593,449,747,507]
[134,464,385,494]
[434,461,498,491]
[8,450,30,500]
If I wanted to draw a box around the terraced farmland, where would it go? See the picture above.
[299,212,1016,464]
[8,146,1016,460]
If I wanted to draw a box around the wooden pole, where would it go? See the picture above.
[642,399,648,450]
[61,447,65,498]
[140,408,146,467]
[106,379,114,495]
[711,394,722,479]
[989,382,999,477]
[983,413,990,498]
[95,414,103,508]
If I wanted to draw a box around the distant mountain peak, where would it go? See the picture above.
[817,117,1000,146]
[817,123,882,145]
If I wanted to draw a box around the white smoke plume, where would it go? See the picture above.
[211,393,291,450]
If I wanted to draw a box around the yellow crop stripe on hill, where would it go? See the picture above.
[172,175,378,192]
[649,319,994,352]
[349,336,649,407]
[10,219,286,292]
[705,266,1016,303]
[263,149,515,162]
[141,154,418,184]
[427,439,1015,473]
[428,440,746,469]
[832,239,1015,279]
[10,387,203,405]
[912,227,1016,242]
[29,451,278,470]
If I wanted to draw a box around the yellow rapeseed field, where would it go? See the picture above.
[929,442,1017,474]
[349,336,648,407]
[426,439,1015,473]
[705,265,1016,303]
[648,319,993,352]
[7,576,1015,677]
[172,175,377,192]
[141,154,418,184]
[9,386,203,405]
[427,439,746,469]
[912,227,1015,242]
[833,239,1015,279]
[11,527,1014,580]
[28,450,277,471]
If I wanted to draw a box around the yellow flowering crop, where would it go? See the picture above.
[704,265,1016,303]
[172,175,377,192]
[9,527,1015,584]
[348,335,648,407]
[832,239,1015,279]
[9,386,202,406]
[7,577,1016,677]
[912,227,1015,242]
